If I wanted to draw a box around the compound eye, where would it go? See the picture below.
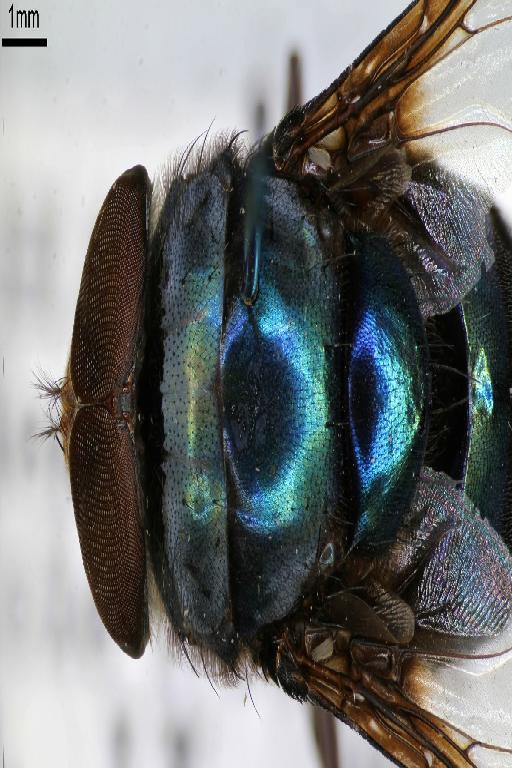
[67,165,150,658]
[69,406,147,657]
[70,166,149,403]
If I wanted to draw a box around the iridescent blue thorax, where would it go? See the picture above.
[141,143,510,660]
[144,147,348,650]
[461,264,512,536]
[347,235,428,548]
[221,177,345,636]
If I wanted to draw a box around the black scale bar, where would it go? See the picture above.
[2,38,47,47]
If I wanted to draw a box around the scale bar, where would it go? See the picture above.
[2,37,47,47]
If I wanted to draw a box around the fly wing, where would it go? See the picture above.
[275,624,512,768]
[272,0,512,316]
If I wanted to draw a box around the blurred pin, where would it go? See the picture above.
[241,152,268,306]
[287,50,303,111]
[242,50,303,306]
[253,100,266,142]
[312,706,340,768]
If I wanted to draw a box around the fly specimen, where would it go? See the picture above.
[46,1,512,766]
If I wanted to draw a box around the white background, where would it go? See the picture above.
[0,1,410,766]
